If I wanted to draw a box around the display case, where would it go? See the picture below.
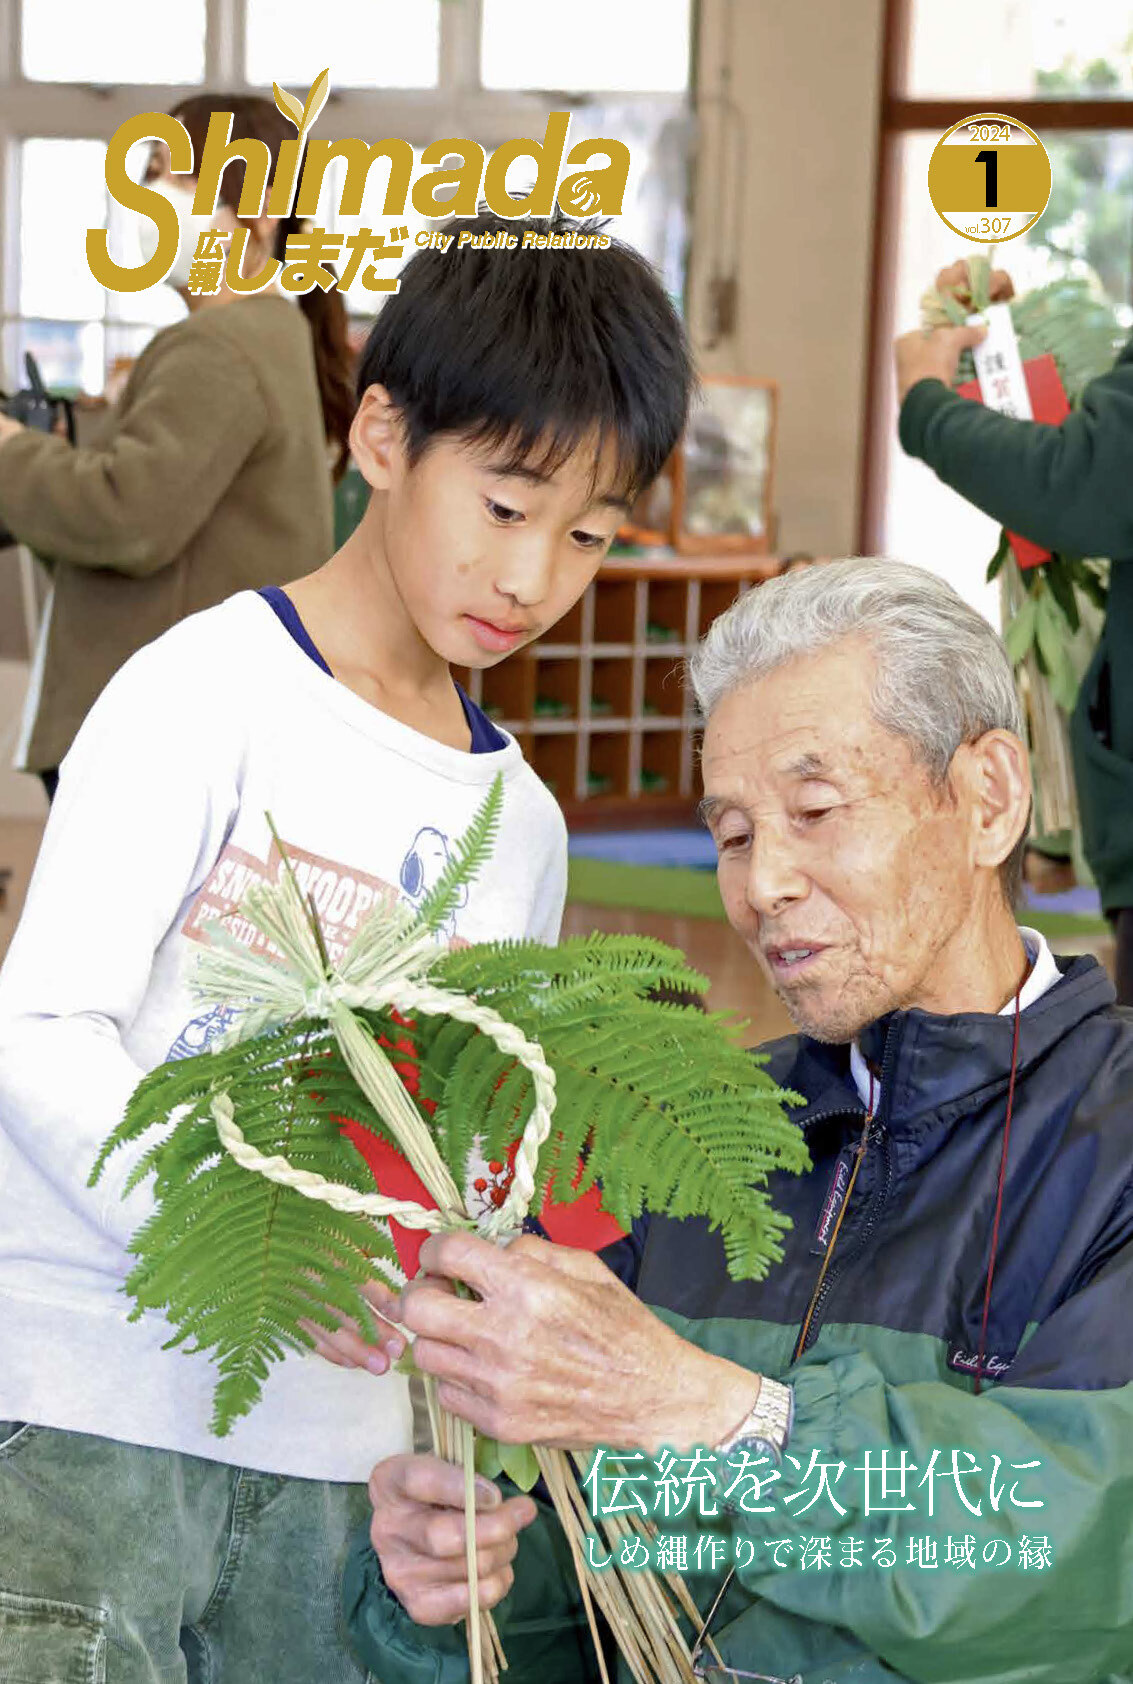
[454,551,788,822]
[616,377,779,557]
[670,376,778,555]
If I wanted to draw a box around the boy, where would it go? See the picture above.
[0,210,691,1683]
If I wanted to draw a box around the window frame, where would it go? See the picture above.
[857,0,1133,552]
[0,0,686,387]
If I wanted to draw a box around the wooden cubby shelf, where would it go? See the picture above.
[455,552,787,823]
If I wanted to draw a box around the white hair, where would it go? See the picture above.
[688,557,1023,782]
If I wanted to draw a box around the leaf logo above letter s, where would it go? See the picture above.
[273,67,330,139]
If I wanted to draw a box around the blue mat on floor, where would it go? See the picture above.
[568,828,716,869]
[1020,884,1102,918]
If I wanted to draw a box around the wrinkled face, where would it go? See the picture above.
[373,422,629,669]
[701,637,980,1043]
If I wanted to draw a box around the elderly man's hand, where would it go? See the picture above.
[400,1232,762,1454]
[369,1453,538,1625]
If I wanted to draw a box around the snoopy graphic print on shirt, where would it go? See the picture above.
[167,823,466,1060]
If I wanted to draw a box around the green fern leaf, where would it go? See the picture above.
[92,1023,402,1432]
[426,935,807,1276]
[414,775,504,935]
[93,880,808,1434]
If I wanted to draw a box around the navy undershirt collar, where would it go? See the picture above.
[258,585,507,753]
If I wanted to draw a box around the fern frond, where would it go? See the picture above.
[434,932,712,1006]
[91,1020,413,1198]
[418,936,807,1277]
[414,774,504,935]
[93,1022,402,1432]
[95,902,808,1437]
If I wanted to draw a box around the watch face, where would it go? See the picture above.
[721,1434,781,1464]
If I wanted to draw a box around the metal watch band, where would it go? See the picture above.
[712,1376,794,1458]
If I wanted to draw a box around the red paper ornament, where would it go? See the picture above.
[339,1120,438,1278]
[955,353,1070,569]
[333,1027,627,1275]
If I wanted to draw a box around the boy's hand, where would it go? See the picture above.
[369,1452,537,1625]
[300,1277,407,1375]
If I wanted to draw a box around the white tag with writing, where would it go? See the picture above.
[968,301,1033,420]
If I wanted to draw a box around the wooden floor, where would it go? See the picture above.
[0,817,1111,1052]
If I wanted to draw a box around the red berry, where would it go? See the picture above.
[488,1160,504,1175]
[474,1178,488,1192]
[490,1187,507,1207]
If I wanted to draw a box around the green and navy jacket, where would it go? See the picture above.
[345,955,1133,1683]
[899,336,1133,913]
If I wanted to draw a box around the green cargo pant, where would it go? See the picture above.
[0,1419,379,1683]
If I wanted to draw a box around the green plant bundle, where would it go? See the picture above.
[91,1018,405,1435]
[969,274,1116,711]
[932,264,1126,404]
[89,781,807,1439]
[924,261,1122,709]
[416,934,805,1260]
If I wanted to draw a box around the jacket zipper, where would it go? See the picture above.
[792,1031,899,1360]
[794,1118,892,1357]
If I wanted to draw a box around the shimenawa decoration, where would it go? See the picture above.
[91,778,807,1683]
[923,254,1123,838]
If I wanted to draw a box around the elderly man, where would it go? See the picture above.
[339,560,1133,1684]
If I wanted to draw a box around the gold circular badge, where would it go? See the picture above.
[927,113,1051,244]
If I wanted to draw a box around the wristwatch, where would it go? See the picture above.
[712,1376,794,1464]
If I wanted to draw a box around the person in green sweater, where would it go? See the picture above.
[0,93,354,796]
[896,257,1133,1004]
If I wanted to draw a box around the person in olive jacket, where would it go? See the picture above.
[0,94,353,798]
[895,257,1133,1003]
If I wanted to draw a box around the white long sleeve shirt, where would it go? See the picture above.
[0,592,567,1480]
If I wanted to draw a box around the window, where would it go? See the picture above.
[244,0,441,91]
[1,0,692,397]
[22,0,207,85]
[904,0,1133,102]
[11,138,183,392]
[481,0,691,93]
[862,0,1133,624]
